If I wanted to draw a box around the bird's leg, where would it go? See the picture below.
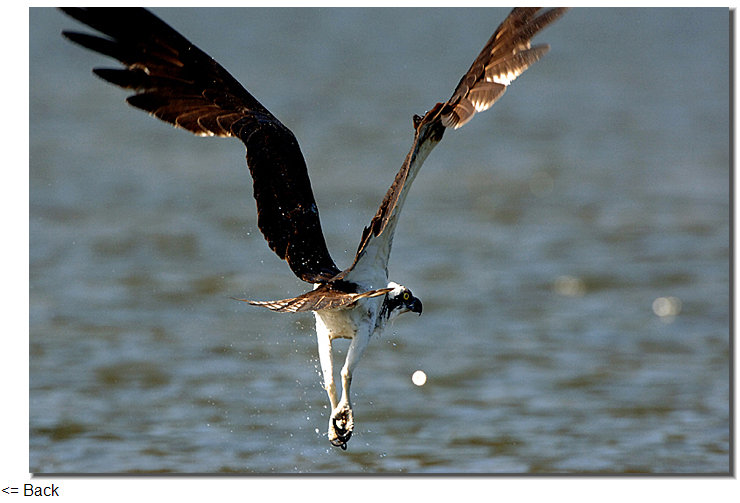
[328,327,371,449]
[316,320,339,411]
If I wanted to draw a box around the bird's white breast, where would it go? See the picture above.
[314,296,383,341]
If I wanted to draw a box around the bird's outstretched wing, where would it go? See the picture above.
[61,7,341,284]
[441,7,569,129]
[235,284,393,313]
[344,7,568,282]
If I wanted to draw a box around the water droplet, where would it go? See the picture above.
[553,275,586,297]
[412,370,427,386]
[652,296,681,321]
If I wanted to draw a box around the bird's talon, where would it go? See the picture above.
[328,405,354,448]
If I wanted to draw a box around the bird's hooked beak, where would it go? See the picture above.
[410,297,423,316]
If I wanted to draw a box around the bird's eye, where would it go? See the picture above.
[402,292,410,301]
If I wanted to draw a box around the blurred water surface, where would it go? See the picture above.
[29,8,729,473]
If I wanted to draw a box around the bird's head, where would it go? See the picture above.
[383,282,422,320]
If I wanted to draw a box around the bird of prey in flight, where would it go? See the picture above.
[61,7,567,449]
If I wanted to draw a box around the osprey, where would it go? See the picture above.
[62,7,567,449]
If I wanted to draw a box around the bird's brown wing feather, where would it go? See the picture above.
[341,8,568,283]
[235,285,393,313]
[62,7,340,283]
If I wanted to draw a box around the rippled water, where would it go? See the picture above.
[29,7,729,473]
